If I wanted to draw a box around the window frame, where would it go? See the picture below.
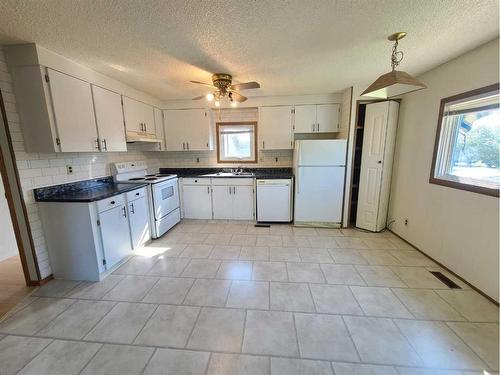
[429,83,500,197]
[216,121,258,164]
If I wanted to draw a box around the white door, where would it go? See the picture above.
[47,69,98,152]
[128,196,150,249]
[0,171,18,261]
[232,185,254,220]
[99,205,132,269]
[91,85,127,152]
[185,109,210,151]
[164,110,189,151]
[294,105,316,133]
[356,101,388,231]
[259,106,293,150]
[182,185,212,219]
[212,185,233,219]
[153,107,165,151]
[316,104,340,133]
[295,166,345,223]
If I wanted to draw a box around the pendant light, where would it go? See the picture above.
[361,32,426,98]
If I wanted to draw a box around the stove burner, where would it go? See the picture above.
[129,177,145,181]
[145,177,158,181]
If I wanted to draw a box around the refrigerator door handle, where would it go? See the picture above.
[296,168,300,194]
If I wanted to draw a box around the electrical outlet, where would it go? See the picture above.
[196,157,200,163]
[66,165,73,175]
[404,218,408,226]
[275,157,279,163]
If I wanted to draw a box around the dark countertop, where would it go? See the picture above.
[159,167,294,180]
[34,176,148,203]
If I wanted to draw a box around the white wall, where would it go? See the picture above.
[388,38,499,301]
[0,170,18,261]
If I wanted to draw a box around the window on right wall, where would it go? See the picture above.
[430,83,499,197]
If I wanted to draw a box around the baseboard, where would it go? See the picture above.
[388,230,499,306]
[27,274,53,287]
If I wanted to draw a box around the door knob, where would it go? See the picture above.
[377,161,382,164]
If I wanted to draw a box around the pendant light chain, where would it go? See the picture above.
[391,39,404,71]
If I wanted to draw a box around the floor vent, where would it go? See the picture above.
[430,271,461,289]
[254,223,271,228]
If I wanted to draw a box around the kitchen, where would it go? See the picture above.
[0,2,498,375]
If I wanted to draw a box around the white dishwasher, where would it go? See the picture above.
[256,179,293,222]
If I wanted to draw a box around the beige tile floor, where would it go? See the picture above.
[0,220,498,375]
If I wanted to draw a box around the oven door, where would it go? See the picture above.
[152,178,180,220]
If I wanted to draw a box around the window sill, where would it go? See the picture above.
[429,176,499,197]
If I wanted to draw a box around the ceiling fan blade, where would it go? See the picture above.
[231,91,248,102]
[230,81,260,90]
[190,80,214,88]
[192,95,205,100]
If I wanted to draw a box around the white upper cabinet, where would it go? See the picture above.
[316,104,340,133]
[91,85,127,152]
[294,105,317,133]
[47,69,99,152]
[122,96,156,137]
[294,104,340,133]
[153,107,165,151]
[259,106,293,150]
[164,109,213,151]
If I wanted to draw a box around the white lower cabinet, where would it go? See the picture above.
[182,178,254,220]
[38,187,150,281]
[127,194,150,249]
[212,186,233,219]
[182,182,212,219]
[99,204,132,269]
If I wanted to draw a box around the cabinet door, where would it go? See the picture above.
[153,107,165,151]
[128,196,150,249]
[294,105,317,133]
[47,69,99,152]
[232,185,254,220]
[99,205,132,269]
[182,185,212,219]
[316,104,340,133]
[212,185,233,219]
[164,109,188,151]
[92,85,127,152]
[259,106,293,150]
[123,97,155,135]
[185,109,210,151]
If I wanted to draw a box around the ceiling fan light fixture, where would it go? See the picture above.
[214,100,220,107]
[231,101,238,107]
[206,93,214,101]
[361,32,426,98]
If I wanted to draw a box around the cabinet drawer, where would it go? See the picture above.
[126,187,147,202]
[182,177,211,185]
[211,178,254,186]
[97,194,125,213]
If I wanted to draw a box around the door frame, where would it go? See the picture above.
[0,90,42,285]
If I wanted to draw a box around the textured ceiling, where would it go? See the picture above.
[0,0,498,100]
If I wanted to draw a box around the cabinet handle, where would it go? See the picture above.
[262,141,265,149]
[135,192,140,196]
[144,123,147,132]
[102,139,107,151]
[312,123,315,132]
[110,201,115,205]
[207,186,210,194]
[182,142,185,150]
[317,123,320,132]
[95,139,100,150]
[122,206,127,217]
[233,186,236,194]
[228,186,231,195]
[187,142,189,150]
[130,203,135,214]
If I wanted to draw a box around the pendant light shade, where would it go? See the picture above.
[362,32,426,98]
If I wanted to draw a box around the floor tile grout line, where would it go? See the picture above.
[2,295,495,327]
[291,312,302,357]
[76,301,118,341]
[0,331,495,372]
[340,315,363,363]
[239,309,248,353]
[132,303,161,345]
[76,342,104,375]
[29,298,78,337]
[390,317,426,367]
[184,305,203,349]
[203,351,212,375]
[13,337,55,374]
[346,285,366,316]
[140,347,157,375]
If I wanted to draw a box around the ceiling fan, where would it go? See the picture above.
[190,73,260,106]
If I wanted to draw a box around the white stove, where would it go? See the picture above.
[112,161,180,239]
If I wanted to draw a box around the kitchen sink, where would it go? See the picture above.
[201,172,255,177]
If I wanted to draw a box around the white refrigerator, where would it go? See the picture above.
[293,139,347,226]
